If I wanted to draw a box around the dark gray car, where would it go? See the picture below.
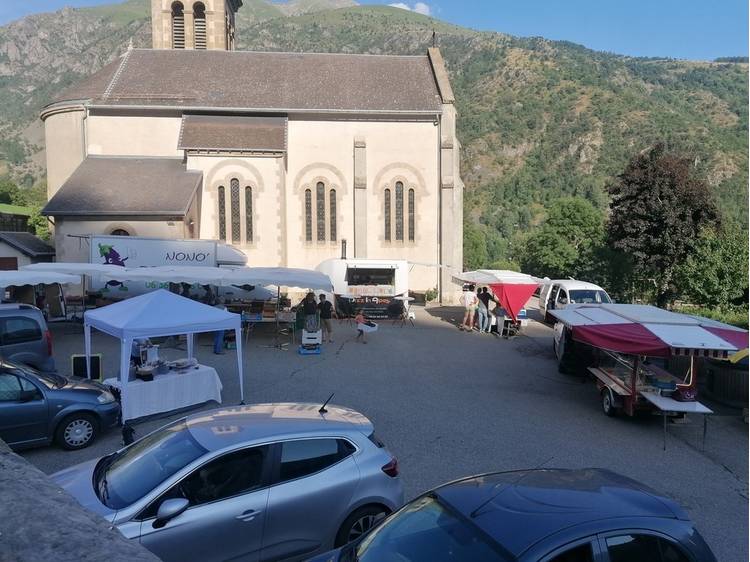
[312,468,717,562]
[0,359,120,450]
[0,303,55,372]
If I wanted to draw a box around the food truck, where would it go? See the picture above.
[316,259,409,318]
[551,303,748,448]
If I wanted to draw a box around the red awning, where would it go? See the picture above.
[572,323,671,357]
[488,283,538,323]
[703,327,749,351]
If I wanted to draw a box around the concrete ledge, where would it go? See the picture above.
[0,439,159,562]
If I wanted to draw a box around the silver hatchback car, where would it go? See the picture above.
[53,403,403,562]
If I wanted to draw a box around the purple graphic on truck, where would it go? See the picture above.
[98,243,128,292]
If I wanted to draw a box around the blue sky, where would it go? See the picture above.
[2,0,748,60]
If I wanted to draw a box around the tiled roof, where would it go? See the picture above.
[178,115,287,152]
[49,49,443,113]
[0,232,55,258]
[42,157,201,217]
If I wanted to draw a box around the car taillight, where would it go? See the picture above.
[381,457,399,478]
[45,330,53,356]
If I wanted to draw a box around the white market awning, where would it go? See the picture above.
[453,269,542,285]
[0,270,81,287]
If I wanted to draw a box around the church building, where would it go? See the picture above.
[41,0,464,301]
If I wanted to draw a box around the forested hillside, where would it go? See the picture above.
[0,0,746,267]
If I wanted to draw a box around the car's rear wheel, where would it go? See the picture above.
[56,413,98,450]
[335,505,388,547]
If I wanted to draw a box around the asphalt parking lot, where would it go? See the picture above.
[20,302,749,562]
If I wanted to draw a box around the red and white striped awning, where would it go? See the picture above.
[550,304,748,358]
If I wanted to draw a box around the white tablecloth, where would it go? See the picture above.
[105,365,223,421]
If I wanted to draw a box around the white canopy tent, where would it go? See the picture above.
[453,269,542,285]
[222,267,333,290]
[84,289,244,418]
[22,262,129,277]
[0,270,81,287]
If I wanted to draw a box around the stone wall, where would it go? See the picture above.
[0,439,159,562]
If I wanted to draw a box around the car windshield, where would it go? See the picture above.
[569,289,611,304]
[98,419,207,509]
[354,495,509,562]
[8,364,65,389]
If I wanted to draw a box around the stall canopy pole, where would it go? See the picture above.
[187,333,194,359]
[235,324,245,404]
[84,325,92,379]
[119,338,132,422]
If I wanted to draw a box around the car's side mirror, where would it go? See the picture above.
[154,498,189,528]
[19,389,39,402]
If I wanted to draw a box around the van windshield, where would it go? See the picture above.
[346,268,395,286]
[569,290,611,304]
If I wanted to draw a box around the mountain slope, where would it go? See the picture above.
[0,1,746,265]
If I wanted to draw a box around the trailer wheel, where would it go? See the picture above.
[601,389,617,417]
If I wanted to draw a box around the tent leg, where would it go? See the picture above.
[84,325,92,379]
[235,326,245,404]
[119,339,132,425]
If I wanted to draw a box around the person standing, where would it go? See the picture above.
[318,294,338,343]
[459,284,478,331]
[477,287,497,333]
[302,292,319,332]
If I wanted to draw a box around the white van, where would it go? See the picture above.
[539,279,611,322]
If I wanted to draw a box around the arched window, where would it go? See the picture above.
[171,2,185,49]
[110,228,130,236]
[316,181,325,242]
[217,185,226,241]
[245,186,253,243]
[193,2,206,49]
[230,179,240,244]
[408,188,415,241]
[395,181,404,241]
[304,189,312,242]
[384,188,391,242]
[329,189,337,242]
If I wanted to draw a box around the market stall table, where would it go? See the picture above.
[104,365,222,421]
[639,390,713,450]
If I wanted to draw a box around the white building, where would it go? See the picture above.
[41,0,464,301]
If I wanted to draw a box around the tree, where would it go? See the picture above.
[675,227,749,308]
[518,197,605,279]
[463,221,489,270]
[607,144,720,307]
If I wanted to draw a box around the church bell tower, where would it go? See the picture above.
[151,0,242,51]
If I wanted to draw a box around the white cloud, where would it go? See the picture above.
[388,2,432,16]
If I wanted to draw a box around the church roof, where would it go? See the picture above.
[49,49,443,114]
[42,157,202,218]
[178,115,287,152]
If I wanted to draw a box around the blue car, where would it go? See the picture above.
[0,359,120,450]
[309,468,716,562]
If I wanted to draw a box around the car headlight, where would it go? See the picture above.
[97,391,115,404]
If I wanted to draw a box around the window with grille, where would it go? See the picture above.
[245,186,253,243]
[384,188,391,241]
[193,2,206,49]
[316,182,325,242]
[230,179,240,244]
[305,189,312,242]
[408,188,415,241]
[395,181,404,241]
[171,2,185,49]
[217,186,226,241]
[329,189,337,242]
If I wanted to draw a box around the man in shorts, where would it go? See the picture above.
[318,294,338,342]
